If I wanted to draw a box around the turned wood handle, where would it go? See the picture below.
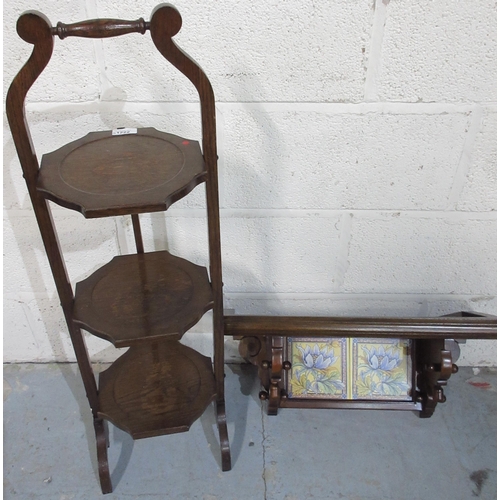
[53,18,148,39]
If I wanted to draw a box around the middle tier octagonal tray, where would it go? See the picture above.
[37,127,206,218]
[73,251,213,347]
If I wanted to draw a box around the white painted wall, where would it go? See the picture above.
[4,0,496,365]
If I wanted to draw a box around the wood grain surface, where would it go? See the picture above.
[98,341,216,439]
[74,251,214,347]
[38,128,206,218]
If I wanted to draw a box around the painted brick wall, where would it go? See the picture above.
[4,0,496,365]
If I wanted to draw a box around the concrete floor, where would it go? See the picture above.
[3,363,497,499]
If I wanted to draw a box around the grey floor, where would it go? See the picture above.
[3,363,497,500]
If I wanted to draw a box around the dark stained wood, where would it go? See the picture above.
[224,314,497,340]
[150,4,225,394]
[239,336,271,397]
[149,4,231,470]
[267,336,285,415]
[53,17,148,39]
[253,334,421,415]
[280,400,422,411]
[7,5,232,492]
[216,401,231,472]
[415,339,457,418]
[131,214,144,254]
[6,12,53,185]
[236,309,493,416]
[74,251,214,347]
[12,0,492,486]
[5,10,101,422]
[279,398,422,412]
[98,341,216,439]
[94,418,112,494]
[38,128,207,218]
[6,11,107,490]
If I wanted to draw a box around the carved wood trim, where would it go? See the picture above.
[230,312,493,416]
[53,18,148,39]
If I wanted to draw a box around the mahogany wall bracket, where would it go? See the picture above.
[228,312,496,417]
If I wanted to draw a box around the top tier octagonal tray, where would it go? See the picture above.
[37,127,206,218]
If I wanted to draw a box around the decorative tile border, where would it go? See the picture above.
[285,338,412,401]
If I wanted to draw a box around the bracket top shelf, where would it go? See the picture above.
[224,312,497,340]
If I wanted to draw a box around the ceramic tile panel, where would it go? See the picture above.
[286,338,347,399]
[285,337,413,401]
[351,338,413,401]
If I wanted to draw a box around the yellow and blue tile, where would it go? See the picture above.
[287,338,347,399]
[286,338,412,401]
[351,338,412,401]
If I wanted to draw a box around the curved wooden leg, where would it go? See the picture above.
[94,418,113,494]
[215,400,231,471]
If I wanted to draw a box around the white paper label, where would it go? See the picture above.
[112,127,138,136]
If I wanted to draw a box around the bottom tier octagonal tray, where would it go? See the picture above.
[98,341,216,439]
